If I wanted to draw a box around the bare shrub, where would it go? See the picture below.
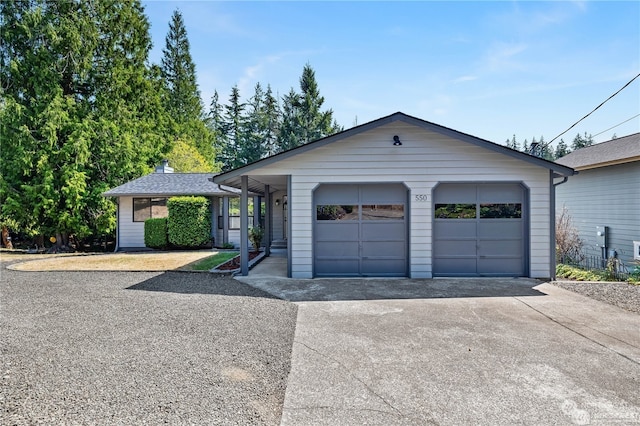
[556,206,583,263]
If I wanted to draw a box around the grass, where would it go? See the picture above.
[184,251,239,271]
[4,250,216,272]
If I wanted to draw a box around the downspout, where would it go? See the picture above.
[550,174,570,280]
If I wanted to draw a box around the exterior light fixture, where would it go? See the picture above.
[275,199,280,206]
[393,135,402,146]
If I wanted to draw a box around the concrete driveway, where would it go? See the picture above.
[237,274,640,425]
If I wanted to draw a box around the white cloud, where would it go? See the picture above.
[453,75,477,83]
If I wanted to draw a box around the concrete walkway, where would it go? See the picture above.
[238,263,640,425]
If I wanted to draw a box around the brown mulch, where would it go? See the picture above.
[215,251,262,270]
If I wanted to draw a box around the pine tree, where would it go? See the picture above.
[296,63,336,144]
[242,83,267,165]
[161,10,202,120]
[278,88,301,152]
[279,64,340,151]
[160,9,213,165]
[537,136,554,160]
[262,85,281,157]
[571,132,594,150]
[555,139,570,159]
[218,85,246,170]
[506,135,519,150]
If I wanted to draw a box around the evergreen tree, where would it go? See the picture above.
[555,138,570,159]
[242,83,267,165]
[207,90,225,168]
[537,136,553,160]
[279,64,340,151]
[278,88,301,152]
[218,85,246,170]
[571,132,594,150]
[505,135,519,150]
[160,9,213,164]
[0,0,169,245]
[296,63,336,144]
[241,83,281,164]
[262,85,281,157]
[161,9,202,120]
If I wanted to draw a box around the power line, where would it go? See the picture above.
[592,113,640,138]
[542,72,640,149]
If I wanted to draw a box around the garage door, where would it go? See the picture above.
[314,183,407,277]
[433,183,526,277]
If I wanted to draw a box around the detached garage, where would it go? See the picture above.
[213,112,575,279]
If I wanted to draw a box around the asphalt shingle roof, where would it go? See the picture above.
[102,173,239,197]
[555,133,640,170]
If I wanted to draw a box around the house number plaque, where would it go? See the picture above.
[414,194,428,202]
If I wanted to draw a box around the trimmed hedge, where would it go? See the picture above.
[144,218,168,249]
[167,196,211,248]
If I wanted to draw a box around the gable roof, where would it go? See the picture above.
[102,173,241,197]
[213,112,576,192]
[554,132,640,170]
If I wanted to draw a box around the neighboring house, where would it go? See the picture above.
[102,161,271,251]
[555,133,640,266]
[213,112,575,279]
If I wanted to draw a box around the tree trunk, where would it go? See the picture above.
[1,226,13,249]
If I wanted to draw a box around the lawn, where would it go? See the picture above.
[183,251,239,271]
[3,250,216,272]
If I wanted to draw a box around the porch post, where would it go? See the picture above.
[240,175,249,276]
[222,196,229,245]
[287,175,292,278]
[214,196,218,250]
[264,185,271,257]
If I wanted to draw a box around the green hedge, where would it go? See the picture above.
[167,196,211,248]
[144,218,168,249]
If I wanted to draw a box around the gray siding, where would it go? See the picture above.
[237,121,553,278]
[556,162,640,265]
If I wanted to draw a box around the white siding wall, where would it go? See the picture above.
[556,162,640,265]
[245,122,553,278]
[117,197,145,248]
[271,190,286,241]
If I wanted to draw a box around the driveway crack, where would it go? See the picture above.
[293,339,405,417]
[514,297,640,366]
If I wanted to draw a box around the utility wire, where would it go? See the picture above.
[542,72,640,149]
[591,113,640,138]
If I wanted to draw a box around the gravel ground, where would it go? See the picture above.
[0,262,297,425]
[551,280,640,314]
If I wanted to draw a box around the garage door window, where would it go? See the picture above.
[361,205,404,220]
[316,205,357,220]
[480,203,522,219]
[434,203,476,219]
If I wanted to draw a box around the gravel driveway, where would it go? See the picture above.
[1,263,297,425]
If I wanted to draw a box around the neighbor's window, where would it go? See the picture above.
[434,203,476,219]
[479,203,522,219]
[133,198,168,222]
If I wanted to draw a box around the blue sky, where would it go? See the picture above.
[142,1,640,148]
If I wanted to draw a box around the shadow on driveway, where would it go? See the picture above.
[235,276,548,302]
[126,271,281,299]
